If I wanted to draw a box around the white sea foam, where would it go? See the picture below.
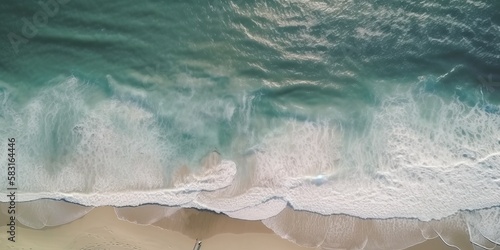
[2,82,500,222]
[1,78,169,193]
[0,77,237,203]
[188,90,500,221]
[1,78,500,249]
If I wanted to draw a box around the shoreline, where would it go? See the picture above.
[3,196,500,221]
[0,206,311,250]
[0,203,473,250]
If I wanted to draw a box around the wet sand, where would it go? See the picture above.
[0,205,478,250]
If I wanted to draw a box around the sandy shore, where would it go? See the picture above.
[0,206,310,250]
[0,204,473,250]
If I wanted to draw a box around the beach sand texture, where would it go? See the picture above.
[2,205,489,250]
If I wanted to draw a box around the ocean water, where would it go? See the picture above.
[1,0,500,249]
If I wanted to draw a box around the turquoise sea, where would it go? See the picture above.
[1,0,500,249]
